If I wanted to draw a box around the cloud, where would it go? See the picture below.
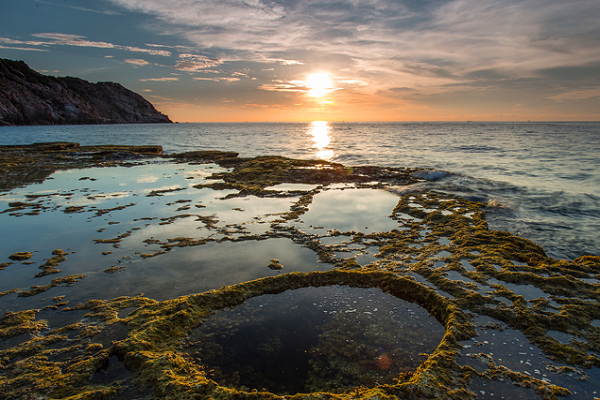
[124,58,150,66]
[30,33,171,56]
[33,0,122,15]
[174,53,222,71]
[104,0,600,92]
[107,0,285,28]
[139,77,180,82]
[194,77,240,82]
[258,80,308,93]
[268,59,304,66]
[0,44,48,52]
[549,90,600,102]
[389,87,415,92]
[0,37,51,47]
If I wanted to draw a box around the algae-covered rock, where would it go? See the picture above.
[8,251,33,260]
[267,259,283,270]
[103,270,474,400]
[0,309,47,339]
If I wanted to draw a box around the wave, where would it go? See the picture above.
[411,170,451,181]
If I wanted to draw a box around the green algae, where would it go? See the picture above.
[0,271,474,400]
[103,266,125,274]
[158,213,195,225]
[94,203,136,217]
[64,206,86,214]
[386,192,600,374]
[169,150,240,163]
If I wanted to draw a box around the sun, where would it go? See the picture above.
[306,73,333,97]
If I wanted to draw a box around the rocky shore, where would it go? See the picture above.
[0,58,172,126]
[1,143,599,400]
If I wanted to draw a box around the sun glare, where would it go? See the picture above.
[307,121,334,160]
[306,73,332,97]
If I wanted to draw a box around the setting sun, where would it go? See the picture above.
[306,73,333,97]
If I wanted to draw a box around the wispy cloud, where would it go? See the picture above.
[258,80,308,93]
[0,37,51,47]
[124,58,150,66]
[139,77,179,82]
[33,0,122,15]
[0,44,47,52]
[268,59,305,66]
[549,90,600,102]
[175,53,221,71]
[194,77,240,82]
[30,33,172,56]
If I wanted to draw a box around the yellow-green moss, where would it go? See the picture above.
[0,309,47,339]
[101,270,473,400]
[8,251,33,261]
[18,274,86,298]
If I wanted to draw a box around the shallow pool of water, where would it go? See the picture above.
[186,285,445,394]
[295,188,400,234]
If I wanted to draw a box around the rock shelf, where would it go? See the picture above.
[0,143,599,400]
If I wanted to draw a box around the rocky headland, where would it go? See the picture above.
[0,58,172,126]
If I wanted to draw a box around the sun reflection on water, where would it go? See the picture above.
[307,121,335,161]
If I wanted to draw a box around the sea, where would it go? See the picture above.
[2,121,599,261]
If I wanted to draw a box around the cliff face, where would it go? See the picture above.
[0,59,172,126]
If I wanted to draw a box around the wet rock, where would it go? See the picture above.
[267,259,283,270]
[8,251,32,260]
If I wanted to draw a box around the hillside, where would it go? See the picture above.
[0,59,172,126]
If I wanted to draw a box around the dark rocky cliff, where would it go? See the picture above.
[0,59,172,126]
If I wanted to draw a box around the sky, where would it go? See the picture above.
[1,0,599,122]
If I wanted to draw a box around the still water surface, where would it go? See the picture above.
[2,121,598,259]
